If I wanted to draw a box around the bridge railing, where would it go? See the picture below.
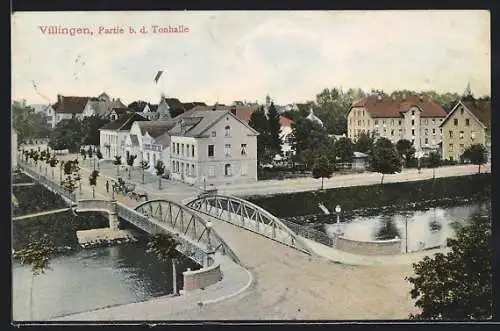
[116,203,213,267]
[77,200,116,212]
[280,219,333,247]
[19,164,76,203]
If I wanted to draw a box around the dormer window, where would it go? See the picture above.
[454,118,458,126]
[411,110,415,116]
[225,125,231,137]
[211,131,216,137]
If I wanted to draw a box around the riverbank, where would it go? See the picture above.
[245,174,491,218]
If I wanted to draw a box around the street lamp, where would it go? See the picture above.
[206,221,213,250]
[335,205,342,234]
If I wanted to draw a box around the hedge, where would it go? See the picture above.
[244,173,491,217]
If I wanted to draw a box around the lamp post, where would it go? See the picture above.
[404,213,409,253]
[335,204,342,235]
[206,221,213,266]
[203,175,207,192]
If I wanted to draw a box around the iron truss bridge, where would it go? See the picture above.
[184,195,315,255]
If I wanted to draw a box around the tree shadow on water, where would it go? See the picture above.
[375,216,400,240]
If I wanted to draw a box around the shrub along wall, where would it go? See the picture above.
[244,174,491,217]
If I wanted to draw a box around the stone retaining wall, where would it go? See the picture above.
[333,234,402,255]
[182,263,223,291]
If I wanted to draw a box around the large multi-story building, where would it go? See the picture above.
[440,100,491,161]
[169,109,259,186]
[347,94,448,153]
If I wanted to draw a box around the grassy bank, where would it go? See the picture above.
[244,174,491,218]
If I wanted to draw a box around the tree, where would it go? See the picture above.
[155,160,165,190]
[48,118,83,152]
[12,235,57,319]
[461,144,488,174]
[49,156,58,179]
[396,139,416,167]
[248,107,273,167]
[81,115,110,147]
[267,102,282,157]
[59,160,65,182]
[406,214,491,320]
[427,151,441,180]
[126,154,137,180]
[289,117,329,169]
[334,137,354,164]
[87,147,93,164]
[146,233,184,296]
[96,149,103,169]
[355,131,374,153]
[312,155,334,190]
[127,100,148,113]
[88,170,99,198]
[12,101,51,144]
[140,160,150,184]
[113,156,122,177]
[369,138,402,184]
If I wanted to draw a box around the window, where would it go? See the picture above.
[382,120,386,125]
[225,125,231,137]
[181,144,185,156]
[471,131,476,140]
[459,131,464,139]
[368,120,370,125]
[460,144,464,151]
[449,131,453,138]
[208,166,215,177]
[358,120,361,126]
[375,120,378,125]
[432,128,436,134]
[454,118,458,126]
[432,118,435,123]
[211,131,216,137]
[391,130,394,136]
[176,143,180,155]
[460,108,464,115]
[424,128,428,136]
[391,120,394,125]
[191,145,195,157]
[449,144,454,152]
[411,110,415,115]
[172,161,175,172]
[225,144,231,156]
[465,119,470,126]
[411,120,415,126]
[172,143,175,154]
[224,164,232,176]
[362,110,365,116]
[411,129,415,136]
[241,163,248,176]
[208,145,214,157]
[191,164,195,177]
[424,119,428,124]
[425,138,428,144]
[153,153,156,166]
[147,152,150,161]
[241,144,247,156]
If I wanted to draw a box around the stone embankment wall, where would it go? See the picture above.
[183,263,222,291]
[333,234,402,255]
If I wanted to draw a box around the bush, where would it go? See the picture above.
[244,174,491,217]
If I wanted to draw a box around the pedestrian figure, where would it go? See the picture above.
[106,180,109,193]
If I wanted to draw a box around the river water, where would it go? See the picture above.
[324,203,487,253]
[12,239,199,321]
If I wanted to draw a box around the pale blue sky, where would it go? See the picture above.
[12,10,490,106]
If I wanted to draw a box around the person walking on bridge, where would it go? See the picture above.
[105,180,109,193]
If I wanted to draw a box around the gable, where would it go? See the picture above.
[440,100,488,129]
[203,111,259,137]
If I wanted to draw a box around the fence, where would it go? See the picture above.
[19,164,76,203]
[280,219,333,246]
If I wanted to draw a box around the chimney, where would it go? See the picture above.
[57,94,62,103]
[391,95,396,101]
[419,94,424,101]
[231,108,237,115]
[377,94,383,101]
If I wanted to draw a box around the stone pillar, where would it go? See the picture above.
[109,213,119,231]
[108,201,119,231]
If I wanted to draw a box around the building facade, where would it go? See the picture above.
[99,113,148,160]
[440,100,491,161]
[169,109,258,186]
[347,94,448,153]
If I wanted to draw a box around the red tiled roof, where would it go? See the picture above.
[463,100,491,129]
[53,96,90,114]
[279,116,294,127]
[351,94,447,118]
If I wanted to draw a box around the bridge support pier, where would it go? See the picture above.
[108,200,120,231]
